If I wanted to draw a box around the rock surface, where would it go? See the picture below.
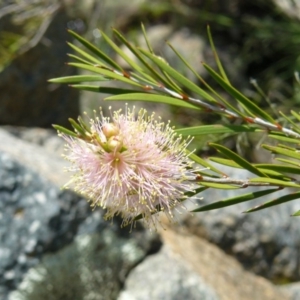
[119,227,289,300]
[118,244,219,300]
[0,150,89,299]
[183,165,300,283]
[273,0,300,19]
[9,228,158,300]
[280,282,300,300]
[0,129,160,300]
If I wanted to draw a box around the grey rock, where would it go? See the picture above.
[0,128,68,186]
[273,0,300,20]
[118,245,219,300]
[2,126,65,155]
[0,151,90,299]
[183,165,300,282]
[164,228,291,300]
[280,282,300,300]
[0,131,161,300]
[120,228,290,300]
[9,229,154,300]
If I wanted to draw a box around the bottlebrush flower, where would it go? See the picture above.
[60,106,196,229]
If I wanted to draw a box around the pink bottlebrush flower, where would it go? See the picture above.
[61,106,195,228]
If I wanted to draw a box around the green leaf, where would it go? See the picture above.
[141,23,154,54]
[199,182,241,189]
[128,71,160,86]
[68,118,86,136]
[175,124,260,136]
[168,43,235,114]
[167,41,204,86]
[253,169,290,179]
[279,111,300,133]
[113,29,176,90]
[262,144,300,160]
[203,63,275,123]
[139,48,217,103]
[276,143,298,151]
[100,87,143,94]
[245,191,300,213]
[134,186,207,221]
[70,85,102,93]
[78,116,91,134]
[256,164,300,175]
[167,40,238,109]
[71,85,142,94]
[210,143,269,177]
[188,152,225,176]
[207,25,230,83]
[269,133,300,144]
[192,188,279,212]
[68,29,121,71]
[52,124,77,137]
[279,110,300,132]
[249,177,300,188]
[67,42,103,65]
[105,93,201,110]
[292,210,300,216]
[209,157,242,168]
[68,63,142,87]
[67,53,95,65]
[276,158,300,167]
[49,75,107,84]
[100,30,145,73]
[290,110,300,123]
[70,84,100,93]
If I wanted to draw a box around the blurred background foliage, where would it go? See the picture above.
[1,0,300,160]
[0,0,60,72]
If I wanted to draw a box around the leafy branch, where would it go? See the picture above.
[49,25,300,217]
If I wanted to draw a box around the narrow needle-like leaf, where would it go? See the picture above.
[210,143,269,177]
[106,93,201,110]
[203,63,276,123]
[68,118,86,136]
[49,75,107,84]
[245,192,300,213]
[68,29,121,70]
[175,124,260,136]
[207,25,230,83]
[193,188,279,212]
[53,125,77,137]
[139,49,217,102]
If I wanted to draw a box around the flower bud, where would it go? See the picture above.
[107,135,123,152]
[102,123,119,138]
